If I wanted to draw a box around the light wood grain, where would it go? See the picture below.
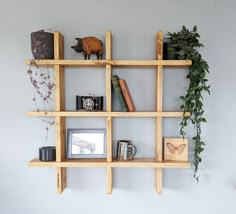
[54,65,65,111]
[105,31,112,112]
[164,138,188,161]
[107,117,112,162]
[28,158,191,168]
[156,32,164,194]
[25,59,192,67]
[54,31,66,194]
[57,168,66,194]
[156,168,162,194]
[106,31,112,60]
[106,65,112,112]
[27,111,189,117]
[106,31,113,194]
[55,117,65,161]
[54,32,64,60]
[157,31,163,60]
[27,31,193,194]
[107,167,113,194]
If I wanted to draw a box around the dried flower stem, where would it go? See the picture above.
[27,59,55,144]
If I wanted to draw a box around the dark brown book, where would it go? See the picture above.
[119,79,136,112]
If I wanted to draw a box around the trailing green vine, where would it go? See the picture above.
[166,26,210,181]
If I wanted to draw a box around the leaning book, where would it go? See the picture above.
[111,75,129,112]
[119,79,136,112]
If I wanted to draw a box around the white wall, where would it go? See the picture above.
[0,0,235,213]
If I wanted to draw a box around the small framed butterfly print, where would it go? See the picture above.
[164,138,188,161]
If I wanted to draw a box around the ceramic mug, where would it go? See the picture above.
[116,140,136,160]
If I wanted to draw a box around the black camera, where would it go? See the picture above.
[76,95,103,111]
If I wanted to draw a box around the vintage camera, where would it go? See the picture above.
[76,95,103,111]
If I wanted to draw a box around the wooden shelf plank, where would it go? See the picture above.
[26,59,191,67]
[27,111,189,117]
[28,158,191,168]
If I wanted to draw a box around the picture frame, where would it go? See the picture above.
[66,128,106,159]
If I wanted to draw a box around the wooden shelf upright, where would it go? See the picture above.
[26,31,191,194]
[54,32,66,194]
[105,31,113,194]
[156,32,163,194]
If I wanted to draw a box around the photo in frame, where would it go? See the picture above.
[66,128,106,159]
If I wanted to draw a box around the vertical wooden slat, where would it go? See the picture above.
[107,164,113,194]
[156,32,163,194]
[54,32,67,194]
[57,167,66,194]
[106,31,112,61]
[54,32,64,60]
[106,117,112,162]
[157,32,163,60]
[106,31,112,112]
[106,31,113,194]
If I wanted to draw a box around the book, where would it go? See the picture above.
[111,75,129,112]
[119,79,136,112]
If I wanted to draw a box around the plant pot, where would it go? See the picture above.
[39,146,56,161]
[163,42,177,60]
[31,30,54,59]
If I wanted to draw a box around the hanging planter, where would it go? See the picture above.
[163,42,177,60]
[31,30,54,59]
[166,26,210,181]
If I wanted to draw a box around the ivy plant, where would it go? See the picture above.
[166,26,210,181]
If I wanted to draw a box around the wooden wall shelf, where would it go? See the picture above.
[29,158,190,168]
[27,111,190,118]
[26,31,191,194]
[26,59,191,67]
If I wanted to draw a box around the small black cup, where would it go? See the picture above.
[39,146,56,161]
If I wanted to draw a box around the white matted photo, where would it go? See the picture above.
[66,128,106,158]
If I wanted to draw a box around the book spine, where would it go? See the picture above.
[119,79,136,112]
[111,75,129,112]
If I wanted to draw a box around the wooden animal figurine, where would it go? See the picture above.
[71,37,103,60]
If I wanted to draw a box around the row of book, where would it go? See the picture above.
[111,75,136,112]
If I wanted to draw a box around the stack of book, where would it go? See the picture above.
[111,75,136,112]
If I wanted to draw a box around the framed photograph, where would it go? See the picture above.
[66,128,106,159]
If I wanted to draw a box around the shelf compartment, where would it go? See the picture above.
[26,59,192,67]
[29,158,108,167]
[112,159,190,168]
[27,111,190,118]
[28,158,190,168]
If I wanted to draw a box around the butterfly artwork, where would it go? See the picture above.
[166,143,186,155]
[164,138,188,161]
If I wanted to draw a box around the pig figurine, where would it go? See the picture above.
[71,37,103,60]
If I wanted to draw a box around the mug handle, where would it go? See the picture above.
[127,144,136,160]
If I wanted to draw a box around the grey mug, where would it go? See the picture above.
[116,140,136,160]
